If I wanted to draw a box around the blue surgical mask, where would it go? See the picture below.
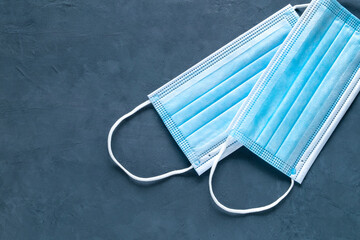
[209,0,360,214]
[108,5,300,182]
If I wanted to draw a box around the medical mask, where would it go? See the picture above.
[210,0,360,214]
[108,5,301,182]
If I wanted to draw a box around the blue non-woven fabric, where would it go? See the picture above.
[230,0,360,183]
[148,5,299,175]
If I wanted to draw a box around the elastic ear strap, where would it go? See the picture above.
[107,100,193,182]
[293,3,310,10]
[209,138,294,214]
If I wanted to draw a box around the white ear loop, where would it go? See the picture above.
[107,100,193,182]
[209,137,294,214]
[293,3,310,10]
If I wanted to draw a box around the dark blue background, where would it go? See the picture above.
[1,0,359,239]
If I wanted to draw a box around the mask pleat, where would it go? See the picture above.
[186,99,246,153]
[162,26,290,116]
[177,56,272,138]
[291,44,360,165]
[172,48,277,128]
[182,74,259,141]
[254,18,342,149]
[238,10,336,142]
[275,29,359,161]
[260,18,347,154]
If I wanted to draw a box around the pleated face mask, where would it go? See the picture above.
[210,0,360,214]
[108,5,300,182]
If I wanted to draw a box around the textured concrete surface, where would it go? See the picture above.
[0,0,359,239]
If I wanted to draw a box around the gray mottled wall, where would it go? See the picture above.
[0,0,359,239]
